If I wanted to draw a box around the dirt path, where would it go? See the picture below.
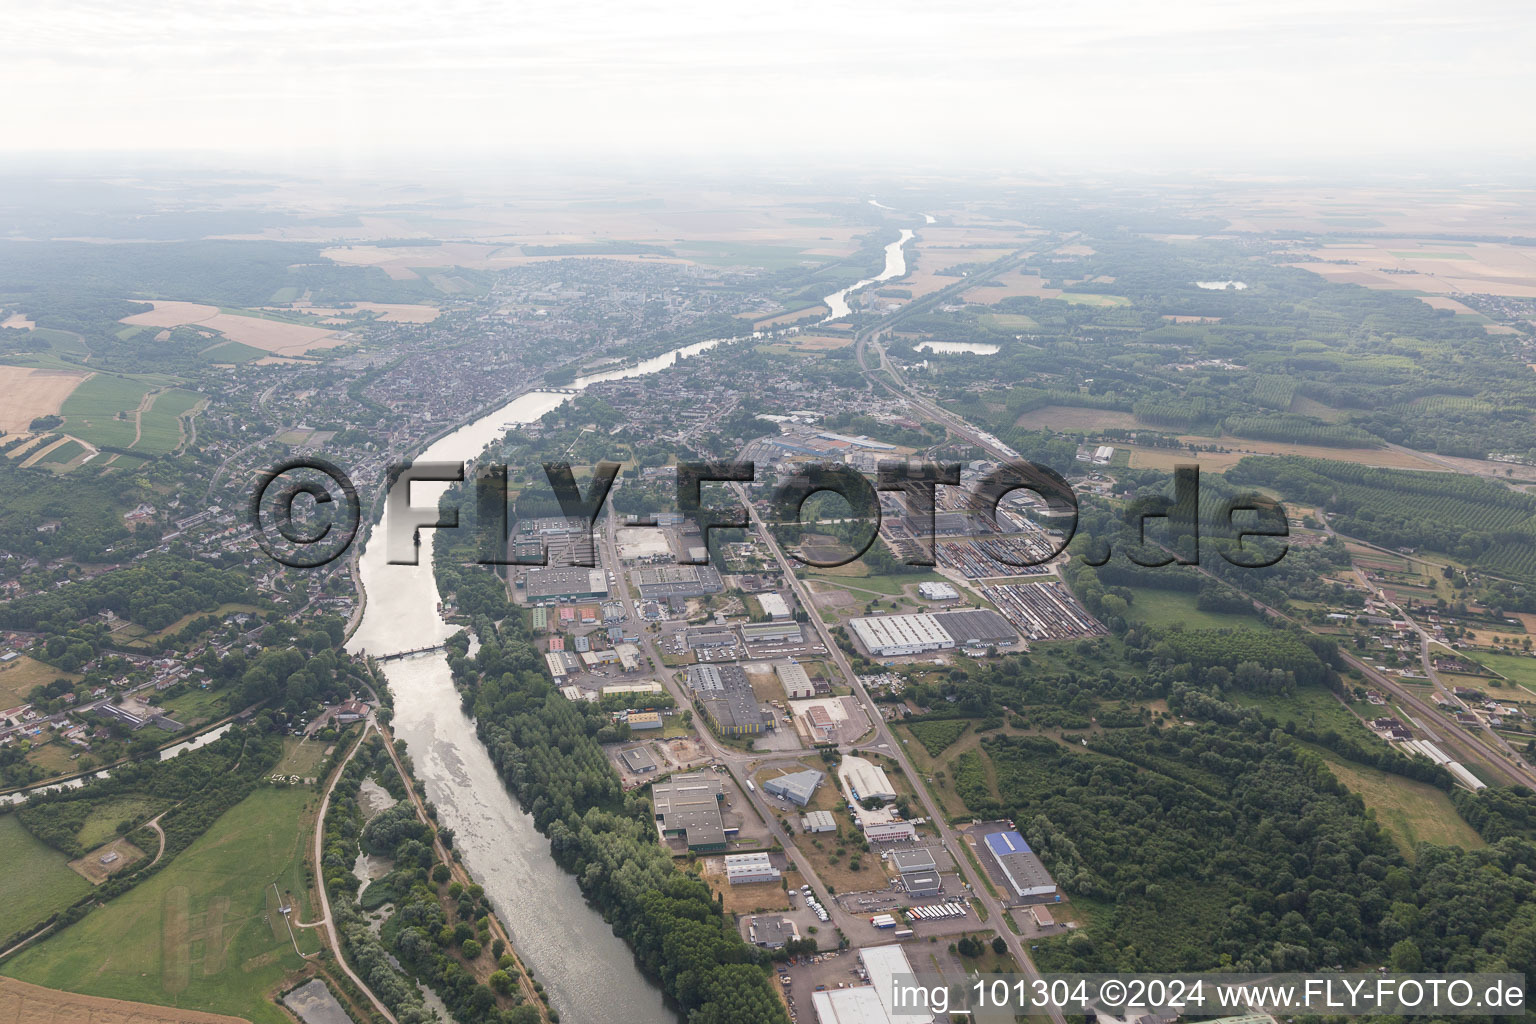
[145,813,167,867]
[129,388,160,449]
[309,720,398,1024]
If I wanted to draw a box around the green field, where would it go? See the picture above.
[981,312,1039,329]
[3,788,321,1022]
[60,374,155,449]
[804,567,945,596]
[35,439,85,466]
[1229,685,1379,743]
[0,816,91,940]
[1055,293,1131,307]
[74,795,167,851]
[1309,747,1485,856]
[134,388,202,454]
[1465,651,1536,692]
[1121,588,1254,630]
[200,340,267,364]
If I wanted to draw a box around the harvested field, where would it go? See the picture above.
[120,302,347,356]
[0,367,88,433]
[963,268,1056,304]
[1289,239,1536,298]
[0,977,252,1024]
[2,313,36,329]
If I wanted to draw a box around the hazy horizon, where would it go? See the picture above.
[6,0,1535,172]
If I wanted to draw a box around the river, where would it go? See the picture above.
[821,228,915,321]
[344,343,734,1024]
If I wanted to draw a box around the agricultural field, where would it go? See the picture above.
[34,439,87,467]
[0,977,252,1024]
[2,787,322,1024]
[1308,748,1485,856]
[59,374,155,449]
[1289,239,1536,299]
[0,815,92,940]
[980,312,1039,330]
[135,388,204,455]
[1052,292,1130,307]
[0,366,88,433]
[119,301,348,356]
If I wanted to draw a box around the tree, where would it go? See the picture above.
[991,936,1007,955]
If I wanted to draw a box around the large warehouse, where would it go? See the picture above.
[849,609,1018,656]
[522,567,608,604]
[812,945,932,1024]
[933,608,1018,648]
[688,664,773,737]
[652,773,731,851]
[848,613,954,657]
[776,661,816,698]
[983,829,1057,900]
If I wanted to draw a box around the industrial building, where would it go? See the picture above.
[848,613,954,657]
[724,852,780,884]
[901,871,942,897]
[748,915,799,949]
[523,566,608,603]
[933,608,1018,648]
[758,593,791,619]
[741,621,802,644]
[762,769,823,806]
[838,755,897,802]
[917,581,959,601]
[603,681,664,697]
[652,773,731,850]
[802,810,837,833]
[685,626,736,649]
[983,830,1057,900]
[812,945,932,1024]
[633,564,724,599]
[890,848,937,873]
[688,664,773,737]
[621,747,658,773]
[776,661,816,698]
[625,711,662,731]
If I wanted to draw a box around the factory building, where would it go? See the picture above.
[724,852,780,884]
[812,945,932,1024]
[838,755,897,803]
[688,664,773,737]
[901,871,942,897]
[652,773,731,850]
[758,593,791,620]
[522,567,608,604]
[621,747,658,773]
[801,810,837,833]
[983,830,1057,900]
[934,608,1018,648]
[762,768,823,807]
[848,613,954,657]
[748,915,799,949]
[741,621,802,643]
[633,565,724,599]
[917,581,960,601]
[776,661,816,699]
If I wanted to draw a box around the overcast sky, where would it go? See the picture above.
[5,0,1533,171]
